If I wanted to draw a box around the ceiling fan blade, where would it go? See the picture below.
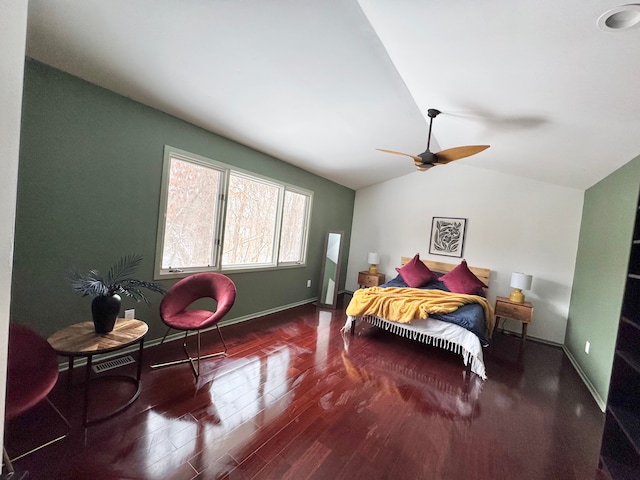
[434,145,489,164]
[376,149,422,163]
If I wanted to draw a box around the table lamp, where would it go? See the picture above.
[367,252,379,274]
[509,272,533,303]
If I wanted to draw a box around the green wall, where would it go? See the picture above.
[12,59,355,339]
[566,155,640,406]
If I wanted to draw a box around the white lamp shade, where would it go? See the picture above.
[510,272,533,290]
[367,252,379,265]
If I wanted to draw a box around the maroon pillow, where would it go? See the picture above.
[395,254,437,287]
[440,260,488,295]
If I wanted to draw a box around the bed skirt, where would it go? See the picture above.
[344,315,487,380]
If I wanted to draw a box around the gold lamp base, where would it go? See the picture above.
[509,288,525,303]
[368,265,378,274]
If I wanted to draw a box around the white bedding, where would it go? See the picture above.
[344,315,487,380]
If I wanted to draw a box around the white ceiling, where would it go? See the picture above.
[25,0,640,191]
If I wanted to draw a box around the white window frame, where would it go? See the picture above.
[155,146,313,279]
[278,186,312,266]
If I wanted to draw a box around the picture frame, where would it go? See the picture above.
[429,217,467,257]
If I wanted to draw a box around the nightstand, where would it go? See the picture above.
[358,271,385,288]
[494,296,534,343]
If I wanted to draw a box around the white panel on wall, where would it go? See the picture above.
[0,0,29,459]
[347,163,584,344]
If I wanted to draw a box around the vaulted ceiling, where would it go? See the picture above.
[25,0,640,190]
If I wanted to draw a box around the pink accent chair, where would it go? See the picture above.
[150,273,236,380]
[3,324,70,474]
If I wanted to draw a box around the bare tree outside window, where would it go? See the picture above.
[279,191,308,263]
[222,173,278,266]
[161,158,221,269]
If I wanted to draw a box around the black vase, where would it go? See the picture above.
[91,294,121,333]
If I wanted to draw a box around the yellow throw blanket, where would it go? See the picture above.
[346,287,495,338]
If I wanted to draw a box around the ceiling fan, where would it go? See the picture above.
[377,108,489,171]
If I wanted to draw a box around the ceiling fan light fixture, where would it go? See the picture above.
[597,4,640,31]
[377,108,489,172]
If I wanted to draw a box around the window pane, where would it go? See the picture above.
[222,174,279,266]
[279,190,308,263]
[162,158,221,269]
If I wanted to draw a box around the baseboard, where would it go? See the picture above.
[498,329,563,347]
[57,296,318,372]
[562,345,607,412]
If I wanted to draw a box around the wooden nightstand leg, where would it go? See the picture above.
[522,323,528,343]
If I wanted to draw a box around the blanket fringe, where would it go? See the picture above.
[360,315,487,380]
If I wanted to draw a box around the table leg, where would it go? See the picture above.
[136,337,144,382]
[522,323,528,343]
[84,354,93,426]
[83,340,145,427]
[67,356,75,389]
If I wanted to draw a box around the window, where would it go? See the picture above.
[156,146,312,277]
[160,155,224,271]
[279,190,309,263]
[222,173,280,268]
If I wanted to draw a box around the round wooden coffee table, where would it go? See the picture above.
[47,318,148,426]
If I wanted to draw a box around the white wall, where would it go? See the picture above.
[346,163,584,344]
[0,0,28,454]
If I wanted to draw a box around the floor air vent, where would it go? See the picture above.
[92,355,135,373]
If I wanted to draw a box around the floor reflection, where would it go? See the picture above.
[147,346,292,477]
[340,351,482,421]
[314,310,332,371]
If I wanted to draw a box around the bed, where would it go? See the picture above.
[344,256,494,379]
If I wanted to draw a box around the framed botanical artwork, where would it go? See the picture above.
[429,217,467,257]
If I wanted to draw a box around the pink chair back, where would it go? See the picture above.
[160,273,236,328]
[6,324,59,420]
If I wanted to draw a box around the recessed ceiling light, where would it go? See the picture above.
[598,4,640,31]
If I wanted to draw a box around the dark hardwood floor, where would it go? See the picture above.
[6,296,606,479]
